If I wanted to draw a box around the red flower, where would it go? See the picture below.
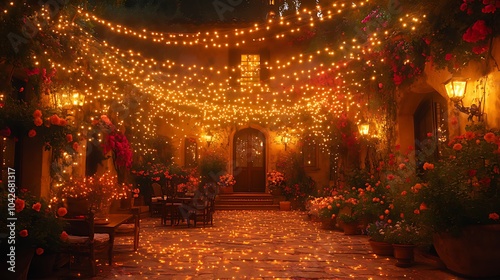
[482,4,496,13]
[463,20,492,43]
[19,229,28,237]
[72,142,79,152]
[468,169,477,177]
[472,44,489,54]
[49,114,60,125]
[28,129,36,138]
[445,53,453,61]
[32,202,42,212]
[60,231,69,241]
[484,132,496,143]
[393,73,404,85]
[57,207,68,217]
[453,143,463,151]
[33,110,42,119]
[0,127,11,137]
[66,134,73,143]
[34,118,43,126]
[36,248,44,255]
[15,198,25,212]
[59,119,67,126]
[489,212,499,220]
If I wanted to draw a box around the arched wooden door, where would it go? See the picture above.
[233,128,266,192]
[413,93,448,166]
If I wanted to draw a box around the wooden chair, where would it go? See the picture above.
[150,182,164,217]
[62,212,111,277]
[188,196,215,227]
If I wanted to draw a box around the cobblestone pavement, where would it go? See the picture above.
[84,211,463,279]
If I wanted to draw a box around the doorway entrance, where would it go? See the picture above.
[233,128,266,192]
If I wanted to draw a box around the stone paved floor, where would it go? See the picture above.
[82,211,463,279]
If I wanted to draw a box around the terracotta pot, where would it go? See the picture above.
[433,224,500,278]
[342,222,361,235]
[219,186,233,194]
[368,239,394,256]
[392,244,415,267]
[279,201,291,211]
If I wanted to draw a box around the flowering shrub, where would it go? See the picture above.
[266,170,285,193]
[384,220,428,245]
[57,172,130,212]
[366,221,390,242]
[416,129,500,234]
[306,196,343,220]
[103,131,133,169]
[218,174,236,188]
[0,189,67,254]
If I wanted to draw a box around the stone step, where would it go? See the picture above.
[215,193,278,210]
[215,204,280,210]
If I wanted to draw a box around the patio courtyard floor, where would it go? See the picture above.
[77,210,463,279]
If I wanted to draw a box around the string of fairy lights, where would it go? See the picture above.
[78,0,372,48]
[29,2,426,158]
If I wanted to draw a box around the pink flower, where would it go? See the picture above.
[484,132,496,143]
[34,118,43,126]
[453,143,463,151]
[28,129,36,138]
[460,3,468,11]
[19,229,28,237]
[33,110,42,119]
[57,207,68,217]
[489,213,499,220]
[15,198,25,212]
[36,248,44,255]
[32,202,42,212]
[60,231,69,241]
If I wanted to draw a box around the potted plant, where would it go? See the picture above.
[366,221,393,256]
[267,170,285,196]
[198,148,228,184]
[217,174,236,194]
[314,196,342,229]
[384,220,427,267]
[58,172,130,220]
[415,128,500,277]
